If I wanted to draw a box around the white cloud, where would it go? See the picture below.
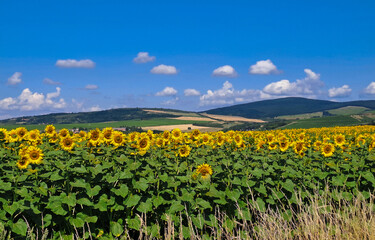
[199,81,268,106]
[329,85,352,98]
[0,87,66,111]
[156,87,178,96]
[184,88,200,96]
[162,97,179,106]
[212,65,237,77]
[56,59,95,68]
[43,78,61,85]
[263,69,324,97]
[85,84,99,90]
[133,52,156,63]
[364,82,375,95]
[249,59,279,75]
[88,105,101,111]
[7,72,22,85]
[151,64,177,75]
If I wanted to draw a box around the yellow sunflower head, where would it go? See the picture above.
[79,130,87,139]
[59,128,70,138]
[8,129,19,142]
[178,145,191,158]
[334,134,346,146]
[0,128,8,141]
[111,131,125,147]
[191,129,201,140]
[321,143,335,157]
[102,127,113,143]
[233,134,243,147]
[195,163,213,180]
[16,127,28,140]
[279,141,289,152]
[45,125,56,136]
[88,128,102,146]
[26,146,43,164]
[17,156,30,169]
[60,136,75,151]
[171,128,182,140]
[27,129,41,142]
[162,130,170,141]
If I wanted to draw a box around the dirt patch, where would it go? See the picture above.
[201,113,266,123]
[168,116,216,121]
[142,124,221,132]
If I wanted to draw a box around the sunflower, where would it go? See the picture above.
[293,141,306,154]
[17,156,30,169]
[59,128,70,138]
[27,129,41,143]
[191,129,201,140]
[137,137,150,155]
[0,128,8,141]
[201,133,211,145]
[279,141,289,152]
[178,145,191,157]
[7,129,19,142]
[195,164,213,179]
[155,137,164,148]
[321,143,335,157]
[128,132,139,143]
[88,128,102,146]
[171,128,182,141]
[102,127,113,144]
[233,134,243,147]
[78,130,87,139]
[49,132,59,143]
[60,136,75,151]
[217,135,226,146]
[16,127,28,140]
[26,146,43,164]
[111,131,125,147]
[334,134,346,146]
[256,139,266,151]
[162,131,170,141]
[44,125,56,137]
[268,141,278,150]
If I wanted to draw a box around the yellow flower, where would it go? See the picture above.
[233,134,243,147]
[26,146,44,164]
[0,128,8,141]
[137,136,150,155]
[26,129,41,143]
[102,127,113,144]
[279,141,289,152]
[17,156,30,169]
[191,129,201,140]
[16,127,28,140]
[321,143,335,157]
[195,164,213,179]
[44,125,56,137]
[111,131,125,147]
[8,129,19,142]
[59,128,70,138]
[88,128,102,146]
[178,145,191,157]
[60,136,75,151]
[334,134,346,146]
[171,128,182,141]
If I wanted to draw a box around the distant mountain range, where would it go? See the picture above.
[204,97,375,119]
[2,97,375,126]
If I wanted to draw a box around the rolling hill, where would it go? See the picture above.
[204,97,375,119]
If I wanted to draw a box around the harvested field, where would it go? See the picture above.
[142,124,221,132]
[168,116,215,121]
[201,113,266,122]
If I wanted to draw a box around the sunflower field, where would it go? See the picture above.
[1,125,375,239]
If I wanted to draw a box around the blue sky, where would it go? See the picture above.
[1,0,375,119]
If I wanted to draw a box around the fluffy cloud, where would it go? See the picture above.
[212,65,237,77]
[249,59,279,75]
[133,52,156,63]
[7,72,22,85]
[56,59,95,68]
[184,88,200,96]
[156,87,178,96]
[43,78,61,85]
[328,85,352,98]
[364,82,375,95]
[84,84,99,90]
[199,81,268,106]
[0,87,66,111]
[151,64,177,75]
[263,69,323,97]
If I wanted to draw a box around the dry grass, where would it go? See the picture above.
[200,113,266,123]
[3,191,375,239]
